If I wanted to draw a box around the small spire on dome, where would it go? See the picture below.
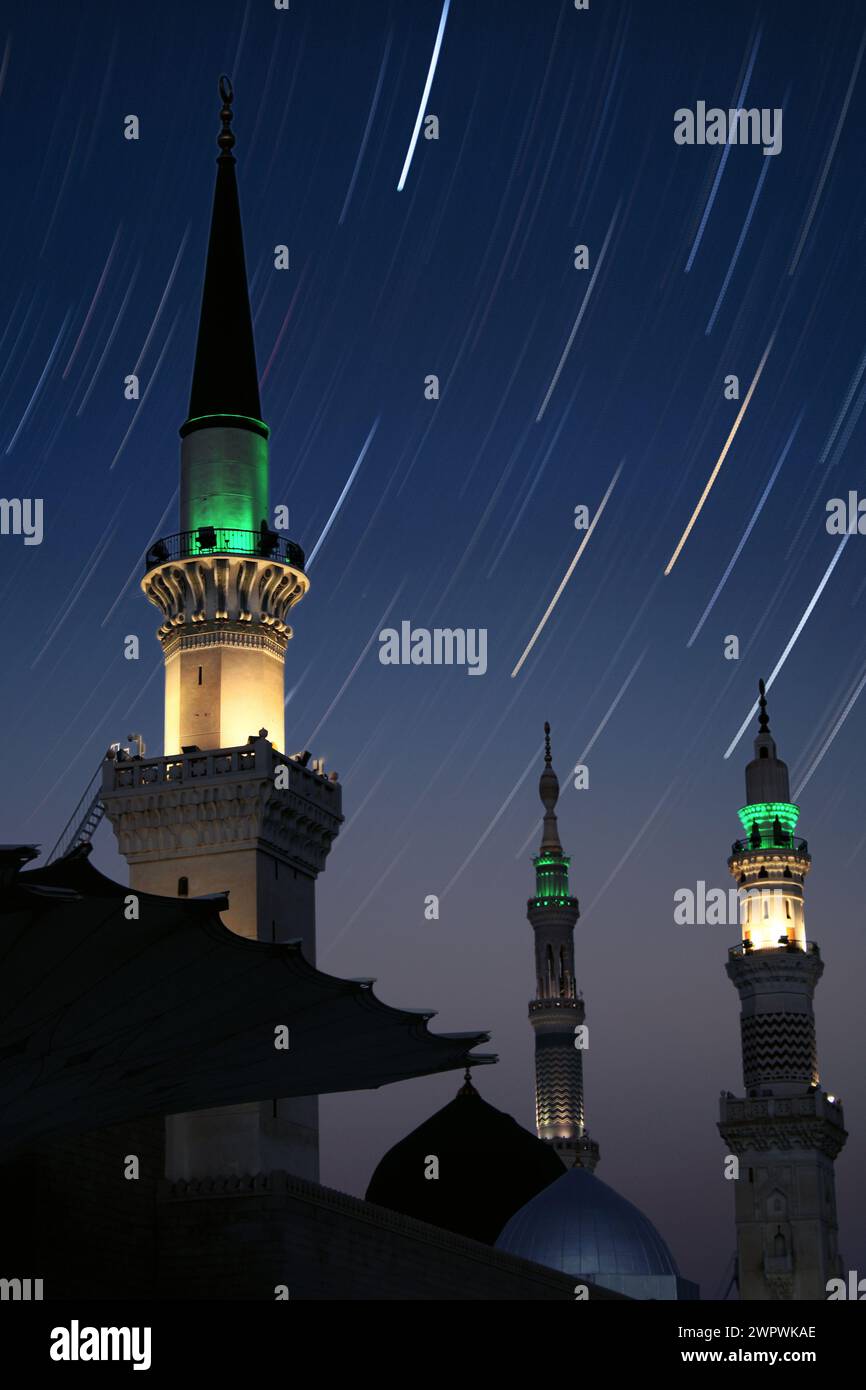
[544,721,552,768]
[458,1067,477,1097]
[217,74,236,158]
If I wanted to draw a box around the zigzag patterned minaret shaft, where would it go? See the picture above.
[526,724,599,1171]
[718,681,846,1300]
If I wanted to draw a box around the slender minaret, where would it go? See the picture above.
[103,78,343,1182]
[150,74,306,759]
[527,724,599,1171]
[718,681,846,1300]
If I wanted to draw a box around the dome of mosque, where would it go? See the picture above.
[496,1166,697,1299]
[365,1074,566,1245]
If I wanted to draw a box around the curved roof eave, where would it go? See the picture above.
[0,847,495,1157]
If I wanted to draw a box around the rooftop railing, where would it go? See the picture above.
[105,739,337,791]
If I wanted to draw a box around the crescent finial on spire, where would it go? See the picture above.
[758,678,769,732]
[217,74,236,156]
[538,722,561,833]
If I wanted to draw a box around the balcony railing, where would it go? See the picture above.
[728,939,820,959]
[730,833,809,856]
[145,528,305,573]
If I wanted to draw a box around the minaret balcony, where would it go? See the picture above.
[718,1087,847,1158]
[727,938,820,960]
[141,529,309,649]
[730,832,809,856]
[529,997,581,1017]
[145,527,305,573]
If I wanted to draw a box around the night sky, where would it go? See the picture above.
[2,0,865,1297]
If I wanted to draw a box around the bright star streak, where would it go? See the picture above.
[284,666,311,711]
[794,659,866,799]
[397,0,451,192]
[511,460,623,679]
[305,417,379,569]
[687,411,801,646]
[664,333,774,576]
[723,534,851,759]
[536,200,620,422]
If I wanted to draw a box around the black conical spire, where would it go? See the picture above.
[185,76,262,428]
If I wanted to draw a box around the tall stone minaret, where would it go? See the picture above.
[103,78,343,1183]
[527,724,599,1172]
[718,681,846,1300]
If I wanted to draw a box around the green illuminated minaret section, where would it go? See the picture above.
[527,724,599,1172]
[142,76,308,755]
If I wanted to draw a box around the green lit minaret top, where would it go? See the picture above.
[179,76,269,540]
[531,723,576,908]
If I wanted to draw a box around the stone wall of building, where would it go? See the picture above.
[156,1170,623,1300]
[4,1139,623,1300]
[3,1115,164,1299]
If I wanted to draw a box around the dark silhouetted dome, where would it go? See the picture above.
[496,1166,685,1298]
[365,1074,566,1244]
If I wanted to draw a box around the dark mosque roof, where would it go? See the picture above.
[365,1074,566,1245]
[0,845,494,1158]
[185,76,262,430]
[496,1166,680,1281]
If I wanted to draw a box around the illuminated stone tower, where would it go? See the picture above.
[718,681,846,1300]
[103,78,342,1182]
[148,76,307,758]
[527,724,599,1172]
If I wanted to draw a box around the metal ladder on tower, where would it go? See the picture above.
[46,763,107,864]
[46,735,146,864]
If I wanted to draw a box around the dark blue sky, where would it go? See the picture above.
[2,0,865,1295]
